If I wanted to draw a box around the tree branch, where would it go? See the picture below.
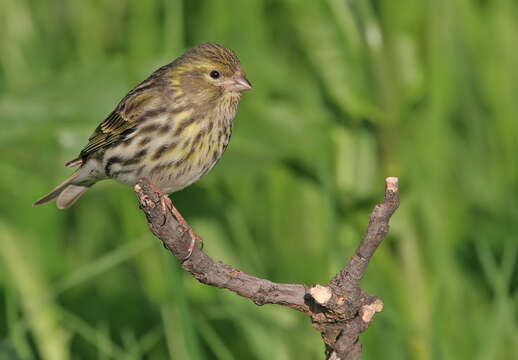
[135,177,399,359]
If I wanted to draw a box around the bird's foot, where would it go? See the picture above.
[149,183,203,261]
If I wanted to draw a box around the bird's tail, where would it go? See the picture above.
[33,171,90,209]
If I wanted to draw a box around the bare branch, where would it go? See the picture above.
[135,177,399,359]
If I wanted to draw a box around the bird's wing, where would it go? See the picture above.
[77,73,168,160]
[79,109,136,158]
[65,107,138,166]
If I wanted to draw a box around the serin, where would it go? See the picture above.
[34,42,252,258]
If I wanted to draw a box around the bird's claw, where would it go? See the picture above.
[181,227,203,261]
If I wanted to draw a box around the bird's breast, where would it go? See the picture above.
[150,117,233,193]
[102,109,235,194]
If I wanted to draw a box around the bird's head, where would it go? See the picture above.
[172,43,252,105]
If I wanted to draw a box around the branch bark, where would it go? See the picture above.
[135,177,400,359]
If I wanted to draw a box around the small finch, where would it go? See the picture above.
[34,42,252,258]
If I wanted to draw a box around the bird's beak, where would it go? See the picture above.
[228,75,253,92]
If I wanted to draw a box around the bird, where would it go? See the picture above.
[34,42,252,259]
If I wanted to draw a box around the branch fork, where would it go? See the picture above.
[135,177,400,359]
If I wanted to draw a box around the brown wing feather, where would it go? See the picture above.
[79,110,135,158]
[77,65,171,160]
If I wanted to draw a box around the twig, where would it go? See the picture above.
[135,177,399,359]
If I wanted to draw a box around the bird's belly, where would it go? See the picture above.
[102,136,228,194]
[101,111,233,194]
[144,143,225,194]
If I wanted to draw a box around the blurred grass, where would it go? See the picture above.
[1,0,517,359]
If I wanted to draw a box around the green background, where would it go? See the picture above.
[1,0,517,359]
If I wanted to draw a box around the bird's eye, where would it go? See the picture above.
[209,70,220,79]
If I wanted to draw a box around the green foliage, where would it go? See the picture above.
[1,0,517,359]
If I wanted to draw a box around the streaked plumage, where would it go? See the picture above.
[35,42,252,258]
[35,42,251,210]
